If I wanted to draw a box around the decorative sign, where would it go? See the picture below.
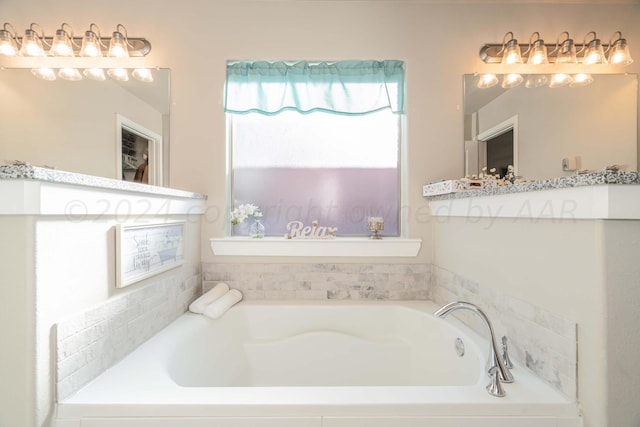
[115,221,185,288]
[285,220,337,239]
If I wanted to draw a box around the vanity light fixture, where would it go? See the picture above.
[0,23,18,56]
[31,67,56,81]
[49,23,75,57]
[608,31,634,65]
[107,24,129,58]
[580,32,607,65]
[524,74,548,88]
[0,22,151,57]
[79,24,103,57]
[107,67,129,82]
[552,32,577,64]
[476,73,499,88]
[500,32,523,64]
[525,32,548,65]
[549,73,573,88]
[570,73,594,87]
[58,67,82,81]
[501,73,523,88]
[132,68,153,82]
[19,23,45,57]
[83,68,106,81]
[0,22,154,83]
[479,31,633,65]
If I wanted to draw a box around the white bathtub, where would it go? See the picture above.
[54,301,582,427]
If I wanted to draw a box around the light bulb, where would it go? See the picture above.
[19,29,45,57]
[107,31,129,58]
[83,68,106,81]
[108,68,129,81]
[132,68,153,83]
[502,73,523,88]
[80,30,102,57]
[549,73,573,88]
[31,68,56,81]
[0,28,18,56]
[50,28,74,57]
[525,74,548,89]
[570,73,594,87]
[477,73,498,89]
[58,68,82,81]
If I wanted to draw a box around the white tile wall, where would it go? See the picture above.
[430,265,578,399]
[55,266,201,401]
[202,263,430,300]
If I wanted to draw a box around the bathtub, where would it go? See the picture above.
[54,301,582,427]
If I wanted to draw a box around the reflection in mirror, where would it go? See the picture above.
[0,68,170,186]
[463,73,638,181]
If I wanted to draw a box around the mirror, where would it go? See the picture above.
[463,73,638,181]
[0,68,170,186]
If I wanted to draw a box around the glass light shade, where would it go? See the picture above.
[477,73,499,89]
[525,74,548,88]
[50,29,74,57]
[527,40,548,65]
[501,39,523,64]
[83,68,106,81]
[555,39,577,64]
[107,68,129,81]
[31,68,56,81]
[501,73,523,88]
[583,39,607,64]
[549,73,573,88]
[132,68,153,83]
[107,31,129,58]
[58,68,82,81]
[570,73,594,87]
[80,30,102,57]
[19,29,45,57]
[0,29,18,56]
[608,38,633,65]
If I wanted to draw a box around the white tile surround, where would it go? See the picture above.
[204,262,577,398]
[55,267,201,401]
[202,262,430,300]
[430,265,578,400]
[54,261,577,403]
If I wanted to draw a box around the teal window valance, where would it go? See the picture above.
[224,60,405,116]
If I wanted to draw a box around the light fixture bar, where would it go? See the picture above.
[1,23,151,57]
[479,42,621,64]
[35,35,151,57]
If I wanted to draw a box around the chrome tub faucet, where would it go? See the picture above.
[434,301,514,397]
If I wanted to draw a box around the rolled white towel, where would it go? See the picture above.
[188,282,230,314]
[203,289,243,319]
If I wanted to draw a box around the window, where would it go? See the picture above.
[225,61,405,237]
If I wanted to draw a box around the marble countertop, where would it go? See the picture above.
[424,171,640,201]
[0,164,207,200]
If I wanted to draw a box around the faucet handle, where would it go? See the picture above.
[486,366,505,397]
[501,336,514,369]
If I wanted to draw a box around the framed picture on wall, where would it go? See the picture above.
[115,221,185,288]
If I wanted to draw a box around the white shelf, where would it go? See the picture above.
[209,237,422,257]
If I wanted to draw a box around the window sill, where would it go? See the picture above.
[209,237,422,257]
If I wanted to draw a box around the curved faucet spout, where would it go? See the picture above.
[434,301,514,384]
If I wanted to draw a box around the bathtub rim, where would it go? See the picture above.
[55,300,581,420]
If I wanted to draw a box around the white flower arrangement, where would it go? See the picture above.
[230,203,263,225]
